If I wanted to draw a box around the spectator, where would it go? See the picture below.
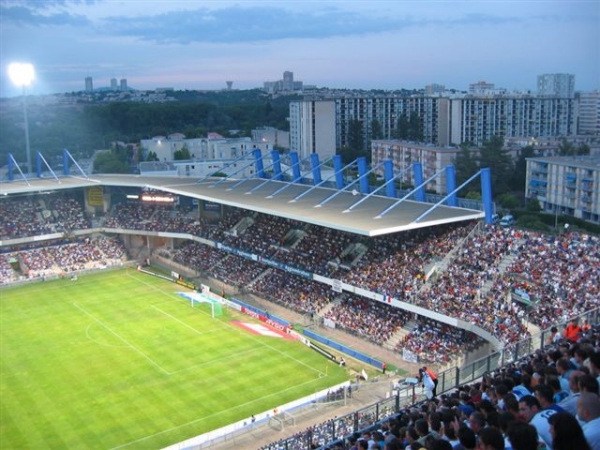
[456,425,477,450]
[548,412,591,450]
[478,427,505,450]
[506,422,539,450]
[577,392,600,450]
[517,395,556,449]
[557,370,583,415]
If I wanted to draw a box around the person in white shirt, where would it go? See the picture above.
[577,392,600,450]
[518,394,557,449]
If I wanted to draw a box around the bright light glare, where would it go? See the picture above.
[8,62,35,87]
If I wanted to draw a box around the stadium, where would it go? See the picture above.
[1,151,599,450]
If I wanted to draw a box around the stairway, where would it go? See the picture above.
[479,238,525,297]
[384,319,417,352]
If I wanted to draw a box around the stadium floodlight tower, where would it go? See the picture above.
[8,62,35,175]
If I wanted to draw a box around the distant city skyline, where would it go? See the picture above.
[1,1,598,97]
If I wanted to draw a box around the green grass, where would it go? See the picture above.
[0,269,347,449]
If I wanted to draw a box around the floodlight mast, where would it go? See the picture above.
[8,62,35,175]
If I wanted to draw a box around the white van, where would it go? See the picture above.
[500,214,515,227]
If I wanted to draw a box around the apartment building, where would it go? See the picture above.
[577,91,600,135]
[526,155,600,224]
[140,134,272,163]
[290,94,577,156]
[537,73,575,98]
[371,140,461,194]
[289,100,336,160]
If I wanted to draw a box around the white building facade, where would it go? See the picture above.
[289,100,336,160]
[577,91,600,136]
[289,95,577,153]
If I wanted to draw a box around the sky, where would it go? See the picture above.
[1,0,599,97]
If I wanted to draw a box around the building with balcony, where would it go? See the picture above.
[537,73,575,98]
[526,155,600,224]
[371,140,462,194]
[289,94,577,154]
[577,91,600,135]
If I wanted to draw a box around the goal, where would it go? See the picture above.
[268,410,296,431]
[176,292,223,318]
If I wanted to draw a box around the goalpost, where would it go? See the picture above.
[268,410,296,431]
[176,292,223,318]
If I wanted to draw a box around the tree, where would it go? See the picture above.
[394,114,410,139]
[93,150,129,173]
[347,119,367,159]
[526,197,542,213]
[577,143,591,155]
[407,112,424,141]
[338,146,363,165]
[453,143,479,188]
[511,145,536,192]
[497,193,519,210]
[371,119,383,140]
[478,135,514,195]
[557,138,575,156]
[145,151,158,162]
[173,145,191,160]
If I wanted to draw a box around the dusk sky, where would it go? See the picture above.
[1,0,599,97]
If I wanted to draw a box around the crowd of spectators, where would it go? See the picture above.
[249,269,337,315]
[0,236,127,283]
[0,193,92,240]
[262,320,600,450]
[398,317,485,366]
[418,226,530,347]
[3,193,600,366]
[323,294,410,346]
[339,224,475,302]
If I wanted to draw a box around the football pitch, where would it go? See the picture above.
[0,269,348,449]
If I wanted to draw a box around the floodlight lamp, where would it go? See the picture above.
[8,62,35,87]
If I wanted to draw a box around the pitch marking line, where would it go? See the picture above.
[73,302,170,375]
[108,375,324,450]
[150,305,222,336]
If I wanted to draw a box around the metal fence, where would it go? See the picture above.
[262,306,600,450]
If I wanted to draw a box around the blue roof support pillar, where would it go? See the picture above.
[36,151,42,178]
[271,151,282,180]
[384,160,396,198]
[445,165,458,207]
[290,152,302,182]
[63,149,70,175]
[8,153,15,181]
[413,162,425,202]
[310,153,322,184]
[334,155,344,189]
[481,167,494,224]
[253,149,265,178]
[357,157,369,194]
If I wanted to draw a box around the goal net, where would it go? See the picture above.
[176,292,223,318]
[268,410,296,431]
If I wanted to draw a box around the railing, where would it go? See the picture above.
[262,306,600,450]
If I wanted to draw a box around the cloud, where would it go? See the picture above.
[0,0,93,26]
[98,5,534,46]
[101,5,422,45]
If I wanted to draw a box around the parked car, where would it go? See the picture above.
[500,214,515,227]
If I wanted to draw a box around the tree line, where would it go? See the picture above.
[0,89,295,168]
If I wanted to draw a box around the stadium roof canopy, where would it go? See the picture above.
[0,174,484,237]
